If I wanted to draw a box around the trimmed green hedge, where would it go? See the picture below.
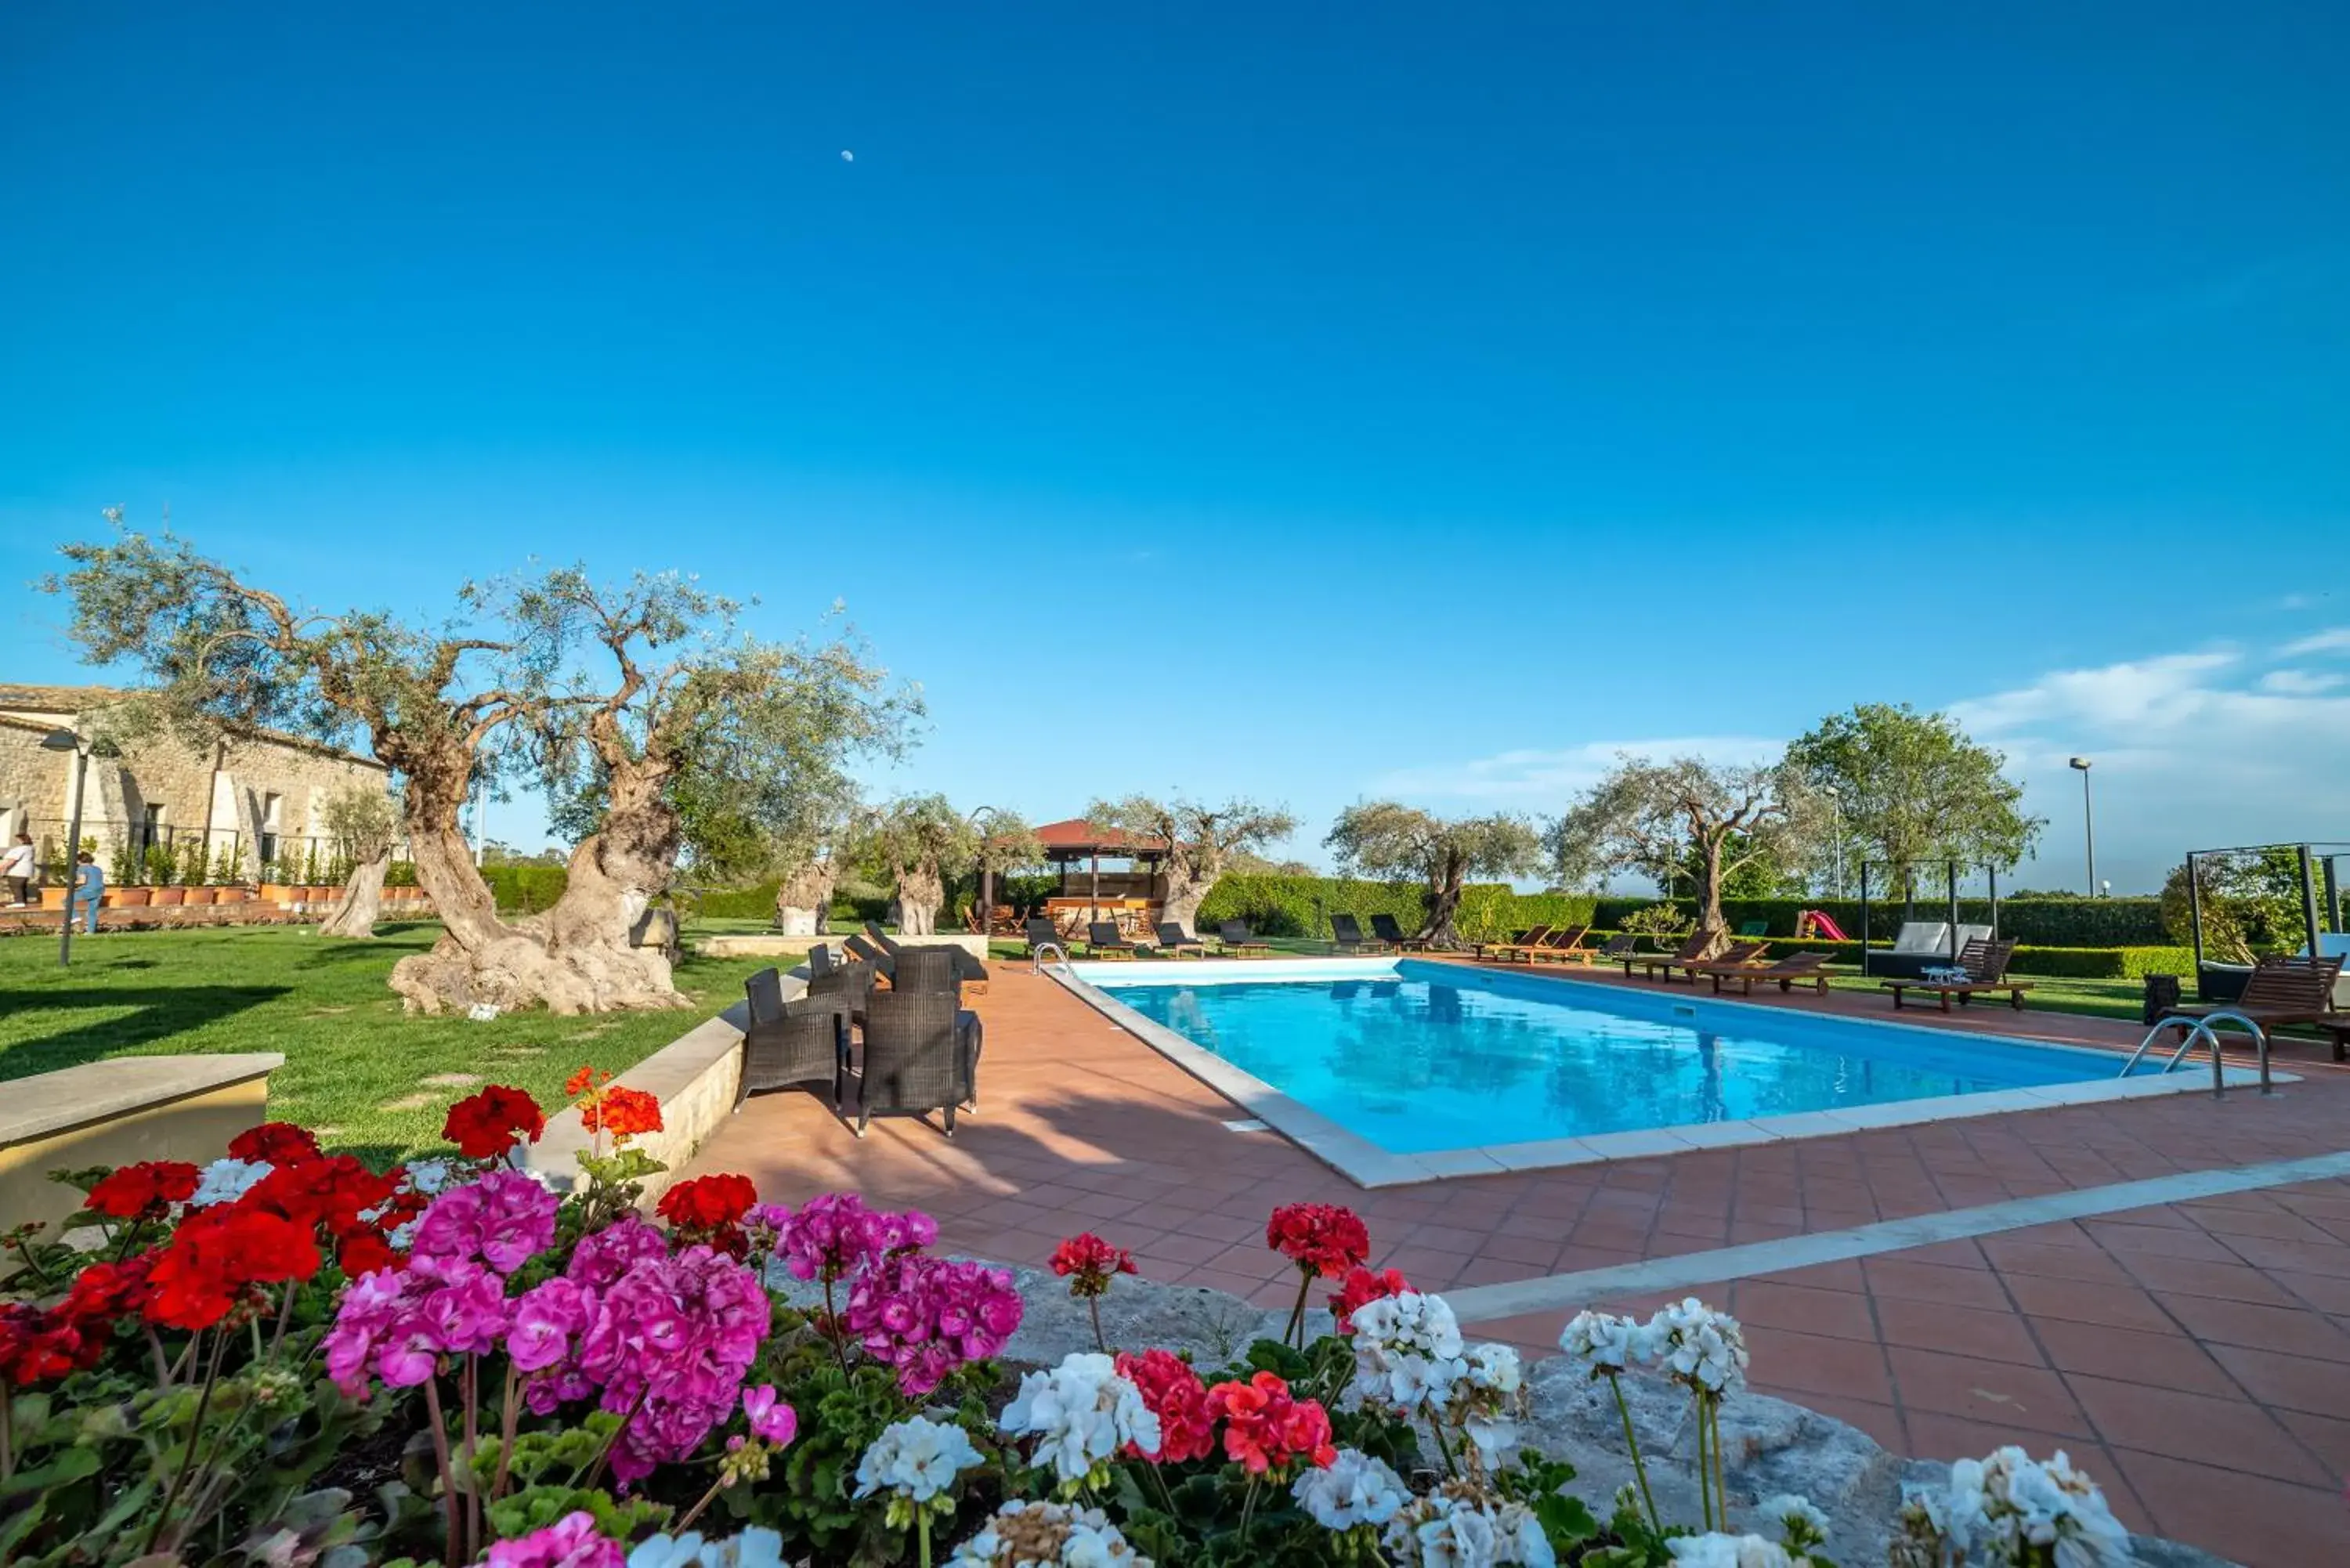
[1587,896,2166,947]
[1195,874,1599,945]
[482,865,569,914]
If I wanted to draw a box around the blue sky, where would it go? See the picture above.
[4,2,2345,893]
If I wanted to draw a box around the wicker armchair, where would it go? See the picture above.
[893,945,961,999]
[806,957,876,1017]
[807,942,835,977]
[851,989,983,1138]
[735,967,850,1111]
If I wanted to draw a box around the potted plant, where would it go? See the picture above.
[145,843,183,905]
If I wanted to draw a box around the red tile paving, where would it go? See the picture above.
[686,960,2350,1565]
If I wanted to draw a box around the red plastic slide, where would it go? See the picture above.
[1795,909,1849,941]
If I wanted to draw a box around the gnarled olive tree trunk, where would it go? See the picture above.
[894,861,944,935]
[319,851,389,938]
[387,746,689,1016]
[775,860,835,937]
[1160,857,1213,932]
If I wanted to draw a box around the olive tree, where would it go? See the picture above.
[51,526,912,1013]
[1547,754,1828,952]
[318,783,402,938]
[855,794,978,936]
[1322,802,1540,949]
[1784,703,2041,906]
[1083,795,1297,930]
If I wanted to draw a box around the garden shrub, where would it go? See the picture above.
[1585,895,2166,946]
[1197,874,1596,944]
[481,863,570,913]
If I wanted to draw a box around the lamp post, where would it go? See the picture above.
[1823,785,1844,898]
[970,805,1003,938]
[41,728,91,966]
[2068,757,2096,896]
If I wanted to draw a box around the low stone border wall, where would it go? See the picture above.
[1,1054,284,1227]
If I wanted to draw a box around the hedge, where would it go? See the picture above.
[1195,874,1598,946]
[1586,896,2166,948]
[1578,934,2197,980]
[480,864,569,914]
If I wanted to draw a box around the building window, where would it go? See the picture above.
[260,792,283,872]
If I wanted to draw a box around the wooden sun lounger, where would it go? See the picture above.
[1525,925,1598,965]
[1624,934,1723,981]
[1217,920,1274,957]
[1881,937,2030,1011]
[1647,938,1768,983]
[1700,949,1834,995]
[1477,923,1555,961]
[2160,954,2347,1057]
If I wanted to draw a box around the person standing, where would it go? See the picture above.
[1,833,34,905]
[70,849,104,934]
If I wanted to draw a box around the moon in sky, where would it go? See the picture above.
[841,150,855,162]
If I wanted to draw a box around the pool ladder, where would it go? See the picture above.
[1032,941,1074,979]
[2118,1009,2272,1098]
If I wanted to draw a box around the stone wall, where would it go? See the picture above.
[0,706,389,883]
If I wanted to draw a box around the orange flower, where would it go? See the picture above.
[580,1085,663,1143]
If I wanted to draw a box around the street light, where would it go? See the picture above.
[970,806,1003,940]
[40,728,91,966]
[2068,757,2096,897]
[1823,785,1844,898]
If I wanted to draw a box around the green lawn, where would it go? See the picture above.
[0,923,774,1167]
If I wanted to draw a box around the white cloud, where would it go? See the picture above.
[2258,669,2345,696]
[1368,735,1784,801]
[2281,627,2350,657]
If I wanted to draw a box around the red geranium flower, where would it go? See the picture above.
[336,1230,400,1279]
[0,1303,86,1387]
[1264,1202,1370,1278]
[226,1122,322,1164]
[442,1086,547,1160]
[60,1253,157,1331]
[565,1064,609,1099]
[1329,1265,1412,1333]
[579,1085,663,1142]
[656,1173,758,1252]
[1204,1370,1337,1474]
[246,1155,398,1238]
[85,1161,201,1222]
[1050,1232,1137,1299]
[1115,1348,1216,1464]
[143,1208,320,1331]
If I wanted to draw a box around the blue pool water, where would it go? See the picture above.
[1095,960,2144,1154]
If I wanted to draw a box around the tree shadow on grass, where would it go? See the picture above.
[0,986,294,1079]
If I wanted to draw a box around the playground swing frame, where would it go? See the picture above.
[2182,841,2348,1003]
[1854,858,2007,979]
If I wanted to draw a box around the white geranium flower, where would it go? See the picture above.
[1665,1534,1796,1568]
[403,1158,456,1195]
[1292,1447,1408,1529]
[999,1353,1160,1486]
[1350,1292,1469,1410]
[945,1500,1149,1566]
[1559,1309,1652,1375]
[1646,1298,1749,1395]
[854,1416,984,1504]
[627,1533,708,1568]
[1383,1489,1553,1568]
[1756,1493,1828,1548]
[190,1158,271,1209]
[1453,1342,1525,1461]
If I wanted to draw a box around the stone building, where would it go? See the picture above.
[0,684,392,887]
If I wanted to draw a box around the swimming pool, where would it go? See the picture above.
[1068,958,2265,1183]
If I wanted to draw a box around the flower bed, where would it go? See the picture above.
[2,1075,2144,1567]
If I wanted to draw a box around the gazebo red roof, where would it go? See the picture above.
[1032,818,1169,855]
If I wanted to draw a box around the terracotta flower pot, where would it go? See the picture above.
[39,887,67,910]
[259,882,294,906]
[183,887,218,906]
[113,887,153,908]
[152,887,186,906]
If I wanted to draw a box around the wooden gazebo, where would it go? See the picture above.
[1034,818,1170,938]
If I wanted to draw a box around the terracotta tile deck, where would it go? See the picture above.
[687,962,2350,1565]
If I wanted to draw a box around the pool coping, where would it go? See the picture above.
[1044,957,2291,1188]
